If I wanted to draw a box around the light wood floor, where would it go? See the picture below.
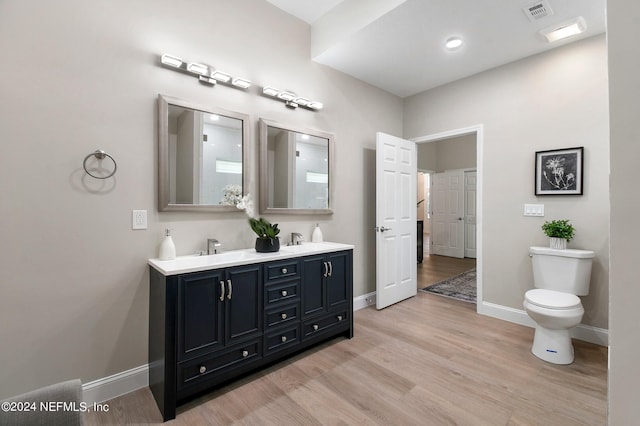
[85,295,607,425]
[419,233,476,288]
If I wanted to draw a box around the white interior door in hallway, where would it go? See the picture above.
[375,132,417,310]
[464,171,477,259]
[431,170,465,258]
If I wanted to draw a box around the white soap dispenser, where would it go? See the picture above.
[159,228,176,260]
[311,223,323,243]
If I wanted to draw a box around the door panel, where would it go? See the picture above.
[431,170,465,258]
[178,270,224,361]
[464,171,477,258]
[301,256,325,317]
[225,265,262,344]
[376,132,417,309]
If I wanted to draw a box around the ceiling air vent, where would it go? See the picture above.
[523,0,553,22]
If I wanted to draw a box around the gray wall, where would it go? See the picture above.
[404,35,610,330]
[0,0,402,398]
[607,0,640,422]
[417,133,476,172]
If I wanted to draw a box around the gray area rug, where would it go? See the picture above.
[420,268,476,303]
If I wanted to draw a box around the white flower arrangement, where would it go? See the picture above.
[220,184,243,206]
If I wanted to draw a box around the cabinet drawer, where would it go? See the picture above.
[265,303,299,329]
[177,340,261,390]
[265,281,299,306]
[265,260,299,281]
[303,310,349,340]
[264,324,300,356]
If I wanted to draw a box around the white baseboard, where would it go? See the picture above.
[479,301,609,347]
[353,291,376,310]
[81,296,607,406]
[82,364,148,405]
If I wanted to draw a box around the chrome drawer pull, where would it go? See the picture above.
[281,290,288,297]
[337,315,343,321]
[313,324,319,331]
[323,262,328,277]
[227,279,232,300]
[281,313,287,320]
[328,261,333,277]
[281,268,288,274]
[242,350,249,358]
[281,336,287,343]
[219,281,225,301]
[199,365,206,374]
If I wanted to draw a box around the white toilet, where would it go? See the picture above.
[524,246,594,364]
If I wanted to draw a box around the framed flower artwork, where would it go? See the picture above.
[535,147,583,195]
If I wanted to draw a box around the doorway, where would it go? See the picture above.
[413,126,482,307]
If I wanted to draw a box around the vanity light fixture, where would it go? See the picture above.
[539,17,586,43]
[159,53,251,90]
[262,86,324,111]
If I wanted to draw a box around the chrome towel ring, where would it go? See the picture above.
[83,150,117,179]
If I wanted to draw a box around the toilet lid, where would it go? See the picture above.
[525,289,581,309]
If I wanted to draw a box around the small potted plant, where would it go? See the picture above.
[541,219,575,250]
[249,217,281,253]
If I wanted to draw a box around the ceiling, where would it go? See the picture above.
[266,0,606,97]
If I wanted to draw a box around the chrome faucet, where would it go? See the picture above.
[207,238,222,254]
[290,232,304,245]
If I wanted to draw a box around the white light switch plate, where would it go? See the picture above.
[132,210,147,229]
[524,204,544,217]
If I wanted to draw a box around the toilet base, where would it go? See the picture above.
[531,325,575,364]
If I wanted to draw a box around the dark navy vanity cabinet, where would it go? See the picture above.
[148,247,353,421]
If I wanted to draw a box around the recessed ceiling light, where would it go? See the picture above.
[445,37,463,50]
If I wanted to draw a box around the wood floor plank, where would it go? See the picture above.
[84,254,606,425]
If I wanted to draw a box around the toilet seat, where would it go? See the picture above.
[525,289,581,310]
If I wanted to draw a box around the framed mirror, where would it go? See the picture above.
[259,118,334,215]
[158,94,249,212]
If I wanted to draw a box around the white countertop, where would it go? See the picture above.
[148,241,354,276]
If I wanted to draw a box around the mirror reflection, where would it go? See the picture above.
[158,95,249,212]
[259,118,334,215]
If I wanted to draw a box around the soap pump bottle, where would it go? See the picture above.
[159,228,176,260]
[311,223,323,243]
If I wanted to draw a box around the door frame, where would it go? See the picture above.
[411,124,483,313]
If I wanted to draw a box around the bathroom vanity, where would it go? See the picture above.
[148,242,354,421]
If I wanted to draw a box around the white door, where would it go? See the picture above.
[464,171,477,258]
[431,170,465,258]
[376,132,417,310]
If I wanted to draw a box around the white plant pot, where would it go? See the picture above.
[550,237,567,250]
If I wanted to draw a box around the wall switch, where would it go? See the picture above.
[524,204,544,217]
[132,210,147,230]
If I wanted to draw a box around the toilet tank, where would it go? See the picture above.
[529,246,594,295]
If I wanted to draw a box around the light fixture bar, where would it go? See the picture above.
[159,53,251,90]
[262,86,323,112]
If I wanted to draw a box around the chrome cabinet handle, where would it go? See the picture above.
[199,365,206,374]
[337,315,343,321]
[281,313,287,320]
[281,268,288,274]
[219,281,225,301]
[227,279,232,300]
[281,336,287,343]
[328,261,333,277]
[313,324,318,331]
[242,350,249,358]
[281,290,288,297]
[323,262,328,277]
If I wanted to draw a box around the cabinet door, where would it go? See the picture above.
[225,264,262,345]
[178,270,225,361]
[327,251,350,309]
[301,255,326,317]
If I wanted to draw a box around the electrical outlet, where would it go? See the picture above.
[132,210,147,230]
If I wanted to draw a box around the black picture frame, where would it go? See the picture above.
[535,147,583,195]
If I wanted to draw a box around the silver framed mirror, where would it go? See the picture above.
[158,94,250,212]
[259,118,334,215]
